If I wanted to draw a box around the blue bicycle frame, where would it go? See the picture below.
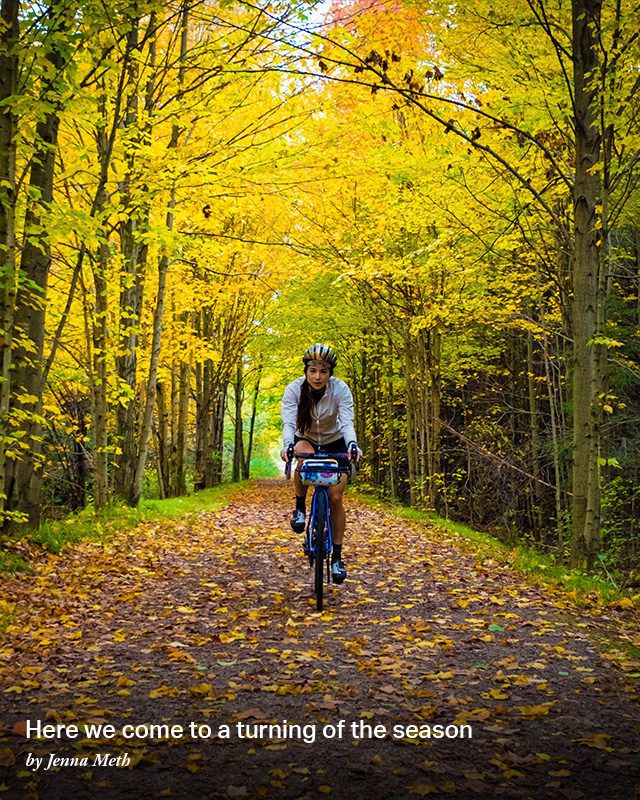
[286,446,356,611]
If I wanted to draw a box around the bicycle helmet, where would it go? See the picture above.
[303,343,338,369]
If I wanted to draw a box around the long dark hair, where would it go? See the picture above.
[296,377,313,435]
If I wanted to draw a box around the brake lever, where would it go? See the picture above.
[284,444,294,480]
[349,444,360,477]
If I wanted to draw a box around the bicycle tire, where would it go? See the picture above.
[313,489,327,612]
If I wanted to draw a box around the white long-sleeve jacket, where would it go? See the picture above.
[281,376,358,449]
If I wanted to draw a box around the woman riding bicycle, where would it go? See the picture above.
[281,344,361,584]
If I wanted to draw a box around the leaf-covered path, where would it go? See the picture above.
[1,481,639,800]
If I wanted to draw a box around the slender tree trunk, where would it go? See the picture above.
[175,354,190,495]
[0,0,19,527]
[170,357,179,493]
[87,89,112,510]
[4,0,69,527]
[5,110,60,526]
[155,381,171,498]
[113,16,144,502]
[527,325,543,537]
[404,337,417,506]
[427,327,441,510]
[131,197,173,504]
[92,234,110,509]
[233,363,244,483]
[130,5,188,503]
[243,360,261,480]
[570,0,603,568]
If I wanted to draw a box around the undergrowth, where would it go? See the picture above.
[0,482,246,573]
[350,487,640,609]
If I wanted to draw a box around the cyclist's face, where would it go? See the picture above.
[307,364,331,389]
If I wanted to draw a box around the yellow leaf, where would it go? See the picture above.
[503,769,525,779]
[409,782,437,795]
[517,702,555,718]
[188,683,213,698]
[574,734,612,750]
[370,755,383,766]
[219,632,245,643]
[269,768,288,779]
[318,786,332,794]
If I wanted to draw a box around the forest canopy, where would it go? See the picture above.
[0,0,639,580]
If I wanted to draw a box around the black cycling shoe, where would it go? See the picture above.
[290,509,305,533]
[331,559,347,584]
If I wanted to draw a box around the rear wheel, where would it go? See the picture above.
[313,489,327,612]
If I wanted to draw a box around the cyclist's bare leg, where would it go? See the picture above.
[328,474,347,545]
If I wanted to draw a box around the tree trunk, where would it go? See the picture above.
[4,109,60,526]
[233,363,244,482]
[527,324,543,537]
[131,205,173,505]
[570,0,603,569]
[428,327,441,510]
[130,5,188,503]
[386,346,397,499]
[113,17,144,503]
[404,337,417,506]
[175,354,190,495]
[156,381,171,498]
[4,0,69,527]
[243,361,261,480]
[91,229,110,509]
[0,0,19,527]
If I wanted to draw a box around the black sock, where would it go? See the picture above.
[332,544,342,564]
[295,496,306,513]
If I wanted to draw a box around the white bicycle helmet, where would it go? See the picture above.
[302,343,338,369]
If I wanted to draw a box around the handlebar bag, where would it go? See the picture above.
[299,458,340,486]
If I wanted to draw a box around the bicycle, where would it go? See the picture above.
[285,444,357,611]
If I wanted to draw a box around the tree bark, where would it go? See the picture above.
[244,360,261,480]
[0,0,19,527]
[570,0,604,568]
[131,200,173,505]
[233,362,244,483]
[91,228,110,509]
[113,16,144,503]
[175,354,190,495]
[403,335,417,506]
[4,0,69,527]
[155,381,171,498]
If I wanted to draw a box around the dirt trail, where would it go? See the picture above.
[0,480,638,800]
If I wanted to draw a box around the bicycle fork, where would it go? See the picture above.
[306,488,332,572]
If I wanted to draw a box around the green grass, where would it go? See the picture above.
[1,482,247,572]
[246,456,280,478]
[0,550,28,574]
[350,488,640,608]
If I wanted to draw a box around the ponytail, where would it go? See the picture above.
[296,379,313,435]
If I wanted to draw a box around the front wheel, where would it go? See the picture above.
[313,489,327,612]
